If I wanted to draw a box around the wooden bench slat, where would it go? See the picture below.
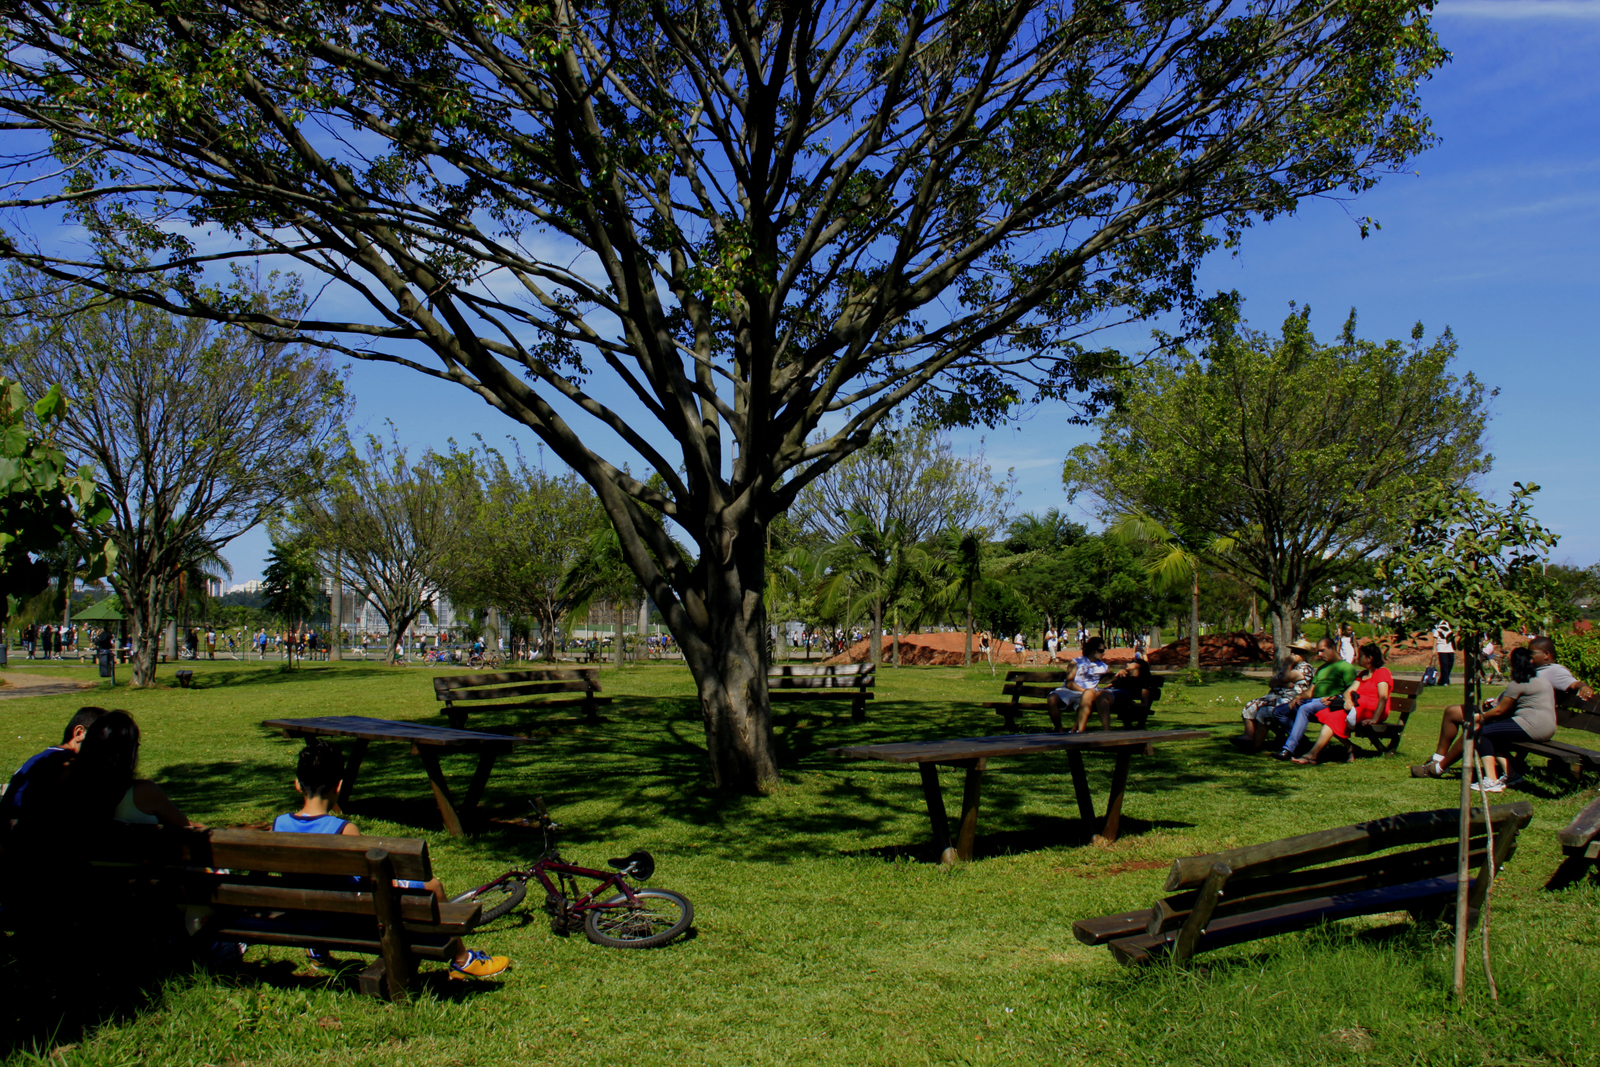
[438,680,598,702]
[1164,802,1533,890]
[769,690,876,701]
[769,663,875,676]
[434,669,597,690]
[1150,840,1481,934]
[1108,875,1465,967]
[207,882,441,923]
[769,677,875,690]
[1557,794,1600,850]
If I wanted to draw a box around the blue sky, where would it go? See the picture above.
[220,0,1600,583]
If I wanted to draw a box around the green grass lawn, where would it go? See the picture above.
[2,659,1596,1067]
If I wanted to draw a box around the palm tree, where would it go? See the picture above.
[557,524,641,668]
[262,535,322,669]
[1109,513,1237,673]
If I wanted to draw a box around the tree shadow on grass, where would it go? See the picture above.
[192,665,407,689]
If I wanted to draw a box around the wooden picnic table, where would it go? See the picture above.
[262,716,534,837]
[829,729,1208,862]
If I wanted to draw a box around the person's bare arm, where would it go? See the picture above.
[1480,695,1517,721]
[339,821,361,835]
[130,779,196,829]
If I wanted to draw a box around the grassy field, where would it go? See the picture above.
[1,658,1596,1067]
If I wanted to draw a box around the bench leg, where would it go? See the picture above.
[366,848,413,1001]
[852,693,866,724]
[461,750,499,817]
[918,763,952,861]
[1067,750,1095,823]
[584,692,600,726]
[1096,749,1134,845]
[955,758,986,863]
[445,702,466,730]
[415,747,467,837]
[337,739,369,814]
[358,958,389,998]
[1001,711,1017,732]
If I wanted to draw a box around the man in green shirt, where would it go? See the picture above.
[1269,637,1359,759]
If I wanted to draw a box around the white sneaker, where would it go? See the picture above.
[1469,777,1505,793]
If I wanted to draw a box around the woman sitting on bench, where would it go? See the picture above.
[1467,646,1556,794]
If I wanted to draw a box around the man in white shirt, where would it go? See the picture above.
[1432,624,1455,687]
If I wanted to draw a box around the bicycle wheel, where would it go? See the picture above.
[583,888,693,948]
[449,878,528,923]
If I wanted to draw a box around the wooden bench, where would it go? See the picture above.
[981,669,1163,732]
[1351,677,1423,754]
[1508,737,1600,782]
[433,668,609,728]
[769,663,875,723]
[82,824,486,1000]
[1072,801,1533,966]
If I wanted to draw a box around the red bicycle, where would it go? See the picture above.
[448,798,694,949]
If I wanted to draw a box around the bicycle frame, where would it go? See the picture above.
[476,853,645,914]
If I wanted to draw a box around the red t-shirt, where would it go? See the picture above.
[1353,667,1394,722]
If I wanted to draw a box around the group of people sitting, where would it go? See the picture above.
[1233,636,1388,763]
[0,707,509,980]
[1233,632,1591,783]
[1043,635,1158,732]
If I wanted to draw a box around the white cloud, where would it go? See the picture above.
[1437,0,1600,17]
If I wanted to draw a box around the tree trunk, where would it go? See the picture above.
[677,540,779,793]
[964,586,973,667]
[639,598,652,658]
[1188,568,1201,672]
[1267,587,1305,671]
[891,604,900,667]
[613,598,623,667]
[329,555,343,661]
[540,607,558,661]
[120,570,168,687]
[870,597,882,668]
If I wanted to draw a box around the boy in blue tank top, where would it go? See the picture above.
[276,739,509,979]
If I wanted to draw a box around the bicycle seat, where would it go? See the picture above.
[607,850,654,881]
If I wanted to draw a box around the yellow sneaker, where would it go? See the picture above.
[450,948,509,979]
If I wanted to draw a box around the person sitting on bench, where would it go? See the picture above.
[274,739,509,980]
[1046,636,1125,733]
[1411,636,1588,780]
[1235,642,1312,751]
[1471,646,1558,794]
[1291,644,1391,765]
[68,711,196,828]
[1108,660,1158,724]
[1,707,106,835]
[1267,638,1358,759]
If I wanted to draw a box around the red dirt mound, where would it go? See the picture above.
[1146,632,1274,667]
[820,631,1121,668]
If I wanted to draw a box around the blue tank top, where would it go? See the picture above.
[273,811,349,834]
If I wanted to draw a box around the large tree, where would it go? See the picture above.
[0,278,346,685]
[0,0,1446,789]
[1065,306,1488,667]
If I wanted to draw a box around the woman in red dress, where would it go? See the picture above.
[1292,644,1393,765]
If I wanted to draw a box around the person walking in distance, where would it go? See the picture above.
[1432,623,1455,688]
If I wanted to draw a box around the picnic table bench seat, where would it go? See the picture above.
[1350,677,1423,754]
[769,663,875,723]
[1555,793,1600,878]
[82,824,485,1000]
[1556,690,1600,737]
[433,668,610,729]
[1073,801,1533,966]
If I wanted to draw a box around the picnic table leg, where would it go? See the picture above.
[955,758,986,863]
[336,738,370,813]
[918,763,953,862]
[413,746,467,837]
[1067,750,1096,823]
[1095,749,1134,845]
[460,749,500,819]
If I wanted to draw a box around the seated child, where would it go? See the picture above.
[1107,660,1158,724]
[275,738,509,979]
